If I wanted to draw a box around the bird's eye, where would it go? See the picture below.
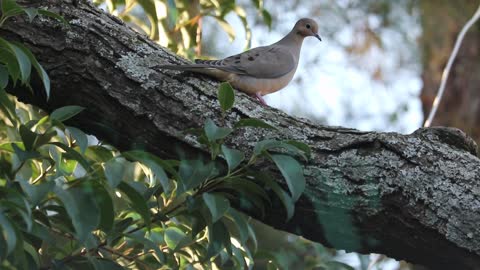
[306,24,311,29]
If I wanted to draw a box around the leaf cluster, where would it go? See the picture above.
[93,0,272,58]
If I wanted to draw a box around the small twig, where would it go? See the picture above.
[424,4,480,127]
[32,165,54,184]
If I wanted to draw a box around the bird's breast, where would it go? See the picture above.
[229,68,297,96]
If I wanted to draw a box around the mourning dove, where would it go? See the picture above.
[158,18,321,105]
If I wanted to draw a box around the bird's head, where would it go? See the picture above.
[294,18,321,41]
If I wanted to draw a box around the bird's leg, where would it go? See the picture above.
[253,93,267,106]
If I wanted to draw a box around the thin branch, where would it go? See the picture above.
[424,4,480,127]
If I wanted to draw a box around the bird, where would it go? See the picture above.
[157,18,321,105]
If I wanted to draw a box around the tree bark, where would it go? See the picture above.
[3,1,480,269]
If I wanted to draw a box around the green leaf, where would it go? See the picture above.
[270,154,305,202]
[0,212,17,256]
[23,242,40,269]
[19,125,37,151]
[55,184,100,242]
[104,159,126,188]
[206,221,231,260]
[178,159,214,193]
[37,9,69,25]
[67,126,88,153]
[204,118,232,142]
[217,82,235,112]
[164,227,188,251]
[226,208,249,244]
[0,64,8,88]
[221,145,244,171]
[50,105,85,122]
[23,8,38,22]
[190,213,207,238]
[123,150,171,193]
[12,42,51,99]
[49,142,90,171]
[19,180,54,207]
[257,172,295,220]
[0,0,23,23]
[0,88,17,124]
[93,183,114,232]
[12,143,40,163]
[261,9,272,30]
[118,182,151,228]
[85,146,114,163]
[90,257,125,270]
[254,139,309,160]
[202,193,230,223]
[234,118,276,130]
[0,38,31,84]
[285,140,311,159]
[9,43,31,83]
[165,0,178,29]
[126,233,165,263]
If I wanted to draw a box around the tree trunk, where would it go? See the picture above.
[3,1,480,269]
[420,1,480,148]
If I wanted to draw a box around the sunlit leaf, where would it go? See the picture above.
[118,182,151,228]
[67,126,88,153]
[0,89,17,124]
[226,208,249,244]
[164,227,188,251]
[206,221,231,259]
[49,142,90,171]
[123,150,171,193]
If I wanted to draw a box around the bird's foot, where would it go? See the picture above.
[253,93,267,106]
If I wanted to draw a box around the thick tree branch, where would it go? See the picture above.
[3,1,480,269]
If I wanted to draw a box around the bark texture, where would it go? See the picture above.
[3,1,480,269]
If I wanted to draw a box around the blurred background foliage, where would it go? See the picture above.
[1,0,480,269]
[92,0,272,58]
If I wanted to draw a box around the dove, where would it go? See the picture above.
[158,18,321,105]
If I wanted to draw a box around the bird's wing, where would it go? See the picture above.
[195,45,296,79]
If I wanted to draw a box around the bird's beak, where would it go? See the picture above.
[314,34,322,41]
